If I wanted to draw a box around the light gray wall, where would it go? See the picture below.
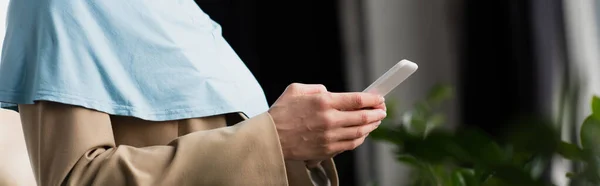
[340,0,464,185]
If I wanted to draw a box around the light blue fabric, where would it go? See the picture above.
[0,0,269,121]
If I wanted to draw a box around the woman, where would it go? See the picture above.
[0,0,386,185]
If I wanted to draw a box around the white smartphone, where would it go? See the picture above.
[363,59,418,96]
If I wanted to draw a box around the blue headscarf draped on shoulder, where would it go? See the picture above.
[0,0,269,121]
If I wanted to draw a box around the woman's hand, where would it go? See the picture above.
[268,83,387,162]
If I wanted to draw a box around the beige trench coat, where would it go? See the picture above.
[16,101,338,186]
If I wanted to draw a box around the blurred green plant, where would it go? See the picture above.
[369,84,600,186]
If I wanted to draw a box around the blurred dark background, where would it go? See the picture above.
[195,0,571,185]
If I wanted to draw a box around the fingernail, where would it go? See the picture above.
[379,110,387,117]
[375,121,382,126]
[380,96,385,102]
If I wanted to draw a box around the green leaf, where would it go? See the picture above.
[452,169,478,186]
[557,141,584,161]
[429,113,445,125]
[384,99,399,120]
[522,156,548,179]
[481,174,543,186]
[500,118,559,156]
[452,171,467,186]
[593,96,600,120]
[481,176,505,186]
[397,155,424,168]
[509,151,534,167]
[369,126,405,145]
[580,116,600,154]
[426,84,453,106]
[408,112,428,136]
[414,101,431,114]
[584,155,600,183]
[463,170,480,186]
[492,165,545,186]
[474,165,493,183]
[401,131,456,163]
[425,113,445,135]
[454,129,506,166]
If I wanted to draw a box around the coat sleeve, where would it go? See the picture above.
[18,101,338,186]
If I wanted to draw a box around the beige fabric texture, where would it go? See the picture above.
[8,101,338,185]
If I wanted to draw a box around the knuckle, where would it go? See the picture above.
[355,128,363,138]
[352,138,365,149]
[360,112,370,124]
[321,113,336,129]
[316,84,327,92]
[322,132,335,143]
[345,143,356,151]
[288,83,300,90]
[355,127,367,138]
[314,94,331,109]
[353,94,364,107]
[322,122,334,130]
[324,145,338,155]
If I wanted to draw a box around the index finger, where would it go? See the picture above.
[329,92,384,110]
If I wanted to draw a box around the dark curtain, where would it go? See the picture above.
[461,0,568,182]
[460,0,568,135]
[460,1,539,136]
[194,1,356,185]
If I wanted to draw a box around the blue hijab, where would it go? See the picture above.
[0,0,269,121]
